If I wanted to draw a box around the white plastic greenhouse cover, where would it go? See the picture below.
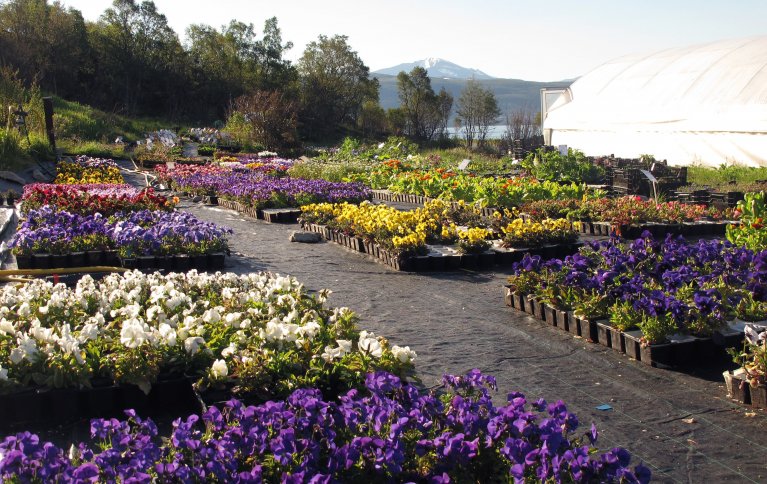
[543,36,767,167]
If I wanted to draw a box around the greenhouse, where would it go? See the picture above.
[543,36,767,167]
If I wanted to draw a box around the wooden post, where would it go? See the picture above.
[42,97,56,152]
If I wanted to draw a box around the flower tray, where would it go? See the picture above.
[262,208,301,224]
[371,189,496,217]
[219,199,301,224]
[503,287,733,368]
[575,220,733,238]
[0,378,201,432]
[16,250,121,270]
[219,199,264,220]
[119,252,226,272]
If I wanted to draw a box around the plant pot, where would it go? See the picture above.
[429,254,446,271]
[610,326,626,353]
[556,310,572,334]
[137,255,157,270]
[542,304,557,326]
[639,341,675,367]
[444,255,461,270]
[50,253,68,269]
[32,254,51,269]
[751,383,767,409]
[121,258,137,269]
[85,250,104,267]
[478,251,496,268]
[623,330,643,360]
[173,254,191,271]
[577,317,599,342]
[192,254,209,271]
[460,253,478,270]
[15,254,32,269]
[68,251,86,268]
[597,321,613,348]
[208,252,226,270]
[103,250,119,266]
[723,369,750,404]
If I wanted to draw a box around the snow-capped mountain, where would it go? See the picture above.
[373,58,495,80]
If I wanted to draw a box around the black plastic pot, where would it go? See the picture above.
[85,250,104,266]
[50,254,68,269]
[32,253,51,269]
[15,254,32,269]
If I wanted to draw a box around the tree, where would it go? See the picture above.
[227,90,298,150]
[0,0,91,97]
[358,100,386,138]
[455,79,500,149]
[297,34,378,140]
[91,0,186,115]
[396,67,452,141]
[503,106,542,155]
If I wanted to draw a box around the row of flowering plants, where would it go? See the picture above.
[726,191,767,251]
[507,233,767,345]
[10,207,231,258]
[155,163,371,209]
[0,369,651,482]
[0,270,415,399]
[53,156,124,185]
[20,183,176,216]
[520,196,729,225]
[351,163,589,208]
[300,200,580,257]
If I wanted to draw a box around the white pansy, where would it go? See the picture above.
[337,339,352,354]
[211,359,228,378]
[299,321,321,340]
[184,336,205,355]
[224,312,242,327]
[221,343,237,357]
[358,331,383,358]
[202,307,222,324]
[0,318,16,336]
[321,345,342,362]
[391,345,417,363]
[158,323,177,346]
[78,323,100,342]
[18,302,30,317]
[120,318,148,348]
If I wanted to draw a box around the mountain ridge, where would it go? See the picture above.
[372,72,573,119]
[373,58,495,80]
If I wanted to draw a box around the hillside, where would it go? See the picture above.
[374,74,572,119]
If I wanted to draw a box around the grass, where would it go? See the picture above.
[53,96,181,143]
[0,130,53,171]
[687,164,767,187]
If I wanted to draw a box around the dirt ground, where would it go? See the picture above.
[181,200,767,484]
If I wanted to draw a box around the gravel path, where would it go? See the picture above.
[182,199,767,483]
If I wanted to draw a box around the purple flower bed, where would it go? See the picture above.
[218,175,371,209]
[71,155,120,169]
[508,232,767,344]
[0,370,650,483]
[169,168,371,208]
[10,206,231,257]
[111,210,232,257]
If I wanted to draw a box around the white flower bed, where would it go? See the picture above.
[0,270,414,399]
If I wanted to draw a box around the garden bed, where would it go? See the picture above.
[503,286,741,368]
[302,222,582,272]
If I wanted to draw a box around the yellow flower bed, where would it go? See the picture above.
[302,200,460,254]
[54,162,124,185]
[500,218,577,248]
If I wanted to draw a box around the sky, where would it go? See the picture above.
[64,0,767,81]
